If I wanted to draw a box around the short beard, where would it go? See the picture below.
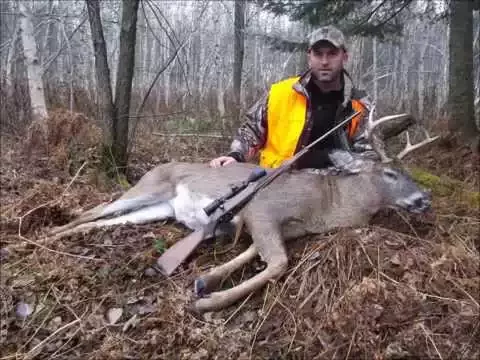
[312,69,343,91]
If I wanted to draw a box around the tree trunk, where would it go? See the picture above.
[418,41,427,120]
[372,36,378,105]
[86,0,115,147]
[233,0,245,123]
[448,0,477,148]
[4,24,18,89]
[18,2,48,125]
[114,0,140,170]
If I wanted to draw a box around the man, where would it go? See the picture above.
[210,25,372,169]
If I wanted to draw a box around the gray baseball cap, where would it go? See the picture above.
[308,25,346,49]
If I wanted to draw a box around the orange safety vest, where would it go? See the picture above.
[259,76,366,168]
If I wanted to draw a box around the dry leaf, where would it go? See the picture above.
[106,307,123,324]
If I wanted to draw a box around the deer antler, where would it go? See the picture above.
[365,105,439,162]
[396,127,440,160]
[365,105,410,163]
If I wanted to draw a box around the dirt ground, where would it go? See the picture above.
[1,111,479,360]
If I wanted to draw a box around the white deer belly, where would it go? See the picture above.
[169,184,215,230]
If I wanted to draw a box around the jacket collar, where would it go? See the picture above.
[292,69,359,108]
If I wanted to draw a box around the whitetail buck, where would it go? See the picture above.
[49,110,438,314]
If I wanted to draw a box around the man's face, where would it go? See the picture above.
[308,41,348,83]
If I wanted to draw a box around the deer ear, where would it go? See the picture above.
[328,150,367,174]
[328,149,354,167]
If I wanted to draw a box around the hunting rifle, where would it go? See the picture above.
[154,110,362,276]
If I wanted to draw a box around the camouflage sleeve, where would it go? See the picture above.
[227,91,269,162]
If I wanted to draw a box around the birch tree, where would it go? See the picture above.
[18,1,48,125]
[1,0,478,140]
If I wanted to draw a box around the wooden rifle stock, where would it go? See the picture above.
[153,227,208,276]
[154,110,361,276]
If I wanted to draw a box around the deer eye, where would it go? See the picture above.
[384,169,398,180]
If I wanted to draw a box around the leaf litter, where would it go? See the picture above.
[0,113,479,359]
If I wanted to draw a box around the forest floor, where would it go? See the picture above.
[1,110,479,360]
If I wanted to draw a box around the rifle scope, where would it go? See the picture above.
[203,167,267,216]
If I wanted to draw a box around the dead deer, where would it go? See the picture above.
[49,110,438,314]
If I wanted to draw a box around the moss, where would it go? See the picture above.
[408,167,455,196]
[117,173,131,190]
[408,166,479,209]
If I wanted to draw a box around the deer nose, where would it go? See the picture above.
[414,197,424,208]
[410,192,431,212]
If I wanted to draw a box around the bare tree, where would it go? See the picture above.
[1,0,479,140]
[233,0,246,123]
[86,0,140,173]
[448,0,478,149]
[113,0,140,169]
[18,1,48,125]
[86,0,116,147]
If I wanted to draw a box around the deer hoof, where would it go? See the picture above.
[194,278,210,298]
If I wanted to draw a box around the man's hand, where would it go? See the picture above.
[209,156,237,168]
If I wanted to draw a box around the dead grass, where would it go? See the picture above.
[0,118,479,359]
[22,108,102,174]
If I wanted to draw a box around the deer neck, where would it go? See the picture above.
[325,174,382,228]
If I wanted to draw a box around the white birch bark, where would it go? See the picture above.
[18,2,48,123]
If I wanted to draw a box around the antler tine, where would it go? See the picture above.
[396,127,440,160]
[367,113,412,137]
[365,105,413,163]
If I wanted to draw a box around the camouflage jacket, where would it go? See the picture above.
[227,69,375,164]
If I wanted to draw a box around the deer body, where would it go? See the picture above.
[49,110,438,314]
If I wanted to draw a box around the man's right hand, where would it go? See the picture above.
[209,156,237,168]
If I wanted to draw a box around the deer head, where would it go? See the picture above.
[328,105,439,214]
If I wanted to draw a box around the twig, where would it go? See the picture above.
[419,323,444,360]
[299,282,323,310]
[18,161,87,223]
[48,288,88,358]
[223,292,253,326]
[17,233,101,261]
[1,190,38,217]
[128,111,185,119]
[379,272,468,304]
[355,237,376,269]
[345,327,357,360]
[24,318,82,359]
[448,278,480,308]
[42,15,88,75]
[277,299,297,354]
[393,208,421,238]
[152,132,232,139]
[11,162,89,252]
[260,282,270,316]
[20,285,57,350]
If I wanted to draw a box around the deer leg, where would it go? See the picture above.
[50,202,175,238]
[49,184,174,236]
[194,244,258,297]
[52,204,239,240]
[192,225,288,314]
